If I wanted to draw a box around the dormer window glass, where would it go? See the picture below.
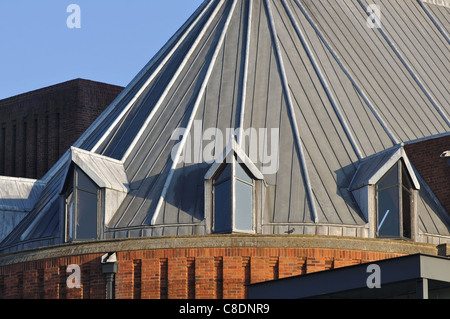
[64,166,100,242]
[212,155,255,234]
[213,164,233,233]
[376,161,413,239]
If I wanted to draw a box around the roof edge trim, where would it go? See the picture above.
[349,147,421,191]
[69,147,129,193]
[204,138,265,181]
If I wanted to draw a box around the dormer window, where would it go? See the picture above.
[205,140,264,235]
[212,156,255,233]
[61,147,129,243]
[349,147,420,240]
[64,166,101,242]
[376,161,413,239]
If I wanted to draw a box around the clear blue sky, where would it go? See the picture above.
[0,0,204,100]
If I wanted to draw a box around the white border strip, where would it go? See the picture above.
[237,0,253,146]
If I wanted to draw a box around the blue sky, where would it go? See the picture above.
[0,1,204,100]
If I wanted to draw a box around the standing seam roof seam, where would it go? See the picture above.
[293,0,399,146]
[151,0,239,226]
[281,0,363,161]
[265,0,319,224]
[417,0,450,44]
[356,0,450,127]
[237,0,253,146]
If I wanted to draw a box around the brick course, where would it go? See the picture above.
[0,247,403,299]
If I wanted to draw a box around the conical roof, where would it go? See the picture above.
[1,0,449,253]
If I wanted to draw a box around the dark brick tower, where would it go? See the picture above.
[0,79,123,179]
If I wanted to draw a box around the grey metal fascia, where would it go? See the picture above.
[249,254,450,299]
[419,254,450,282]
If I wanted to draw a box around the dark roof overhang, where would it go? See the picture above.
[249,253,450,299]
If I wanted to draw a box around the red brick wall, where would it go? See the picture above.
[0,253,106,299]
[0,247,403,299]
[405,135,450,215]
[0,79,123,179]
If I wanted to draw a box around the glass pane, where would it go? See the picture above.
[401,162,413,190]
[378,163,398,190]
[77,169,97,192]
[215,164,231,185]
[402,188,412,239]
[214,180,232,233]
[235,162,253,184]
[76,189,98,240]
[234,180,253,231]
[66,192,74,242]
[377,187,400,237]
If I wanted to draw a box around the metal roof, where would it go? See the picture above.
[0,177,45,242]
[0,0,449,253]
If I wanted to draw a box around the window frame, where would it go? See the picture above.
[211,155,257,235]
[64,166,102,242]
[375,160,414,240]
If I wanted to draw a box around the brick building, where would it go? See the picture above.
[0,79,123,179]
[0,0,449,300]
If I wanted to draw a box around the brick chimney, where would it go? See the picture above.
[404,135,450,215]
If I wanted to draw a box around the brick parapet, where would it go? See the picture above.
[0,235,444,299]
